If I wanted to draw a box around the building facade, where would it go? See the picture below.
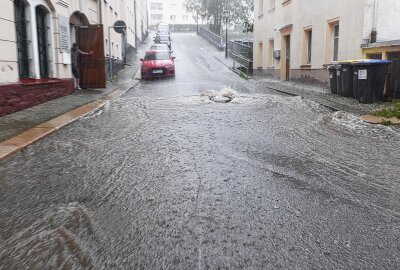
[253,0,400,84]
[148,0,196,29]
[0,0,148,116]
[102,0,148,79]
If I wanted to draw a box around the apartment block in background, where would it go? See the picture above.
[148,0,196,30]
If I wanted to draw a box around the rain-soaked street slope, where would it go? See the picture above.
[1,33,400,269]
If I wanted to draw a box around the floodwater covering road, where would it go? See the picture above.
[1,33,400,269]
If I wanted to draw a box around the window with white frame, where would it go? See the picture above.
[333,24,339,61]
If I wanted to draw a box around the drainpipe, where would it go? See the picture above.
[134,0,138,49]
[99,0,103,24]
[371,0,378,43]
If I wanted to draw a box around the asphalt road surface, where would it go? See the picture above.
[1,33,400,269]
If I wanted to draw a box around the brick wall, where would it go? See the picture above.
[0,79,74,116]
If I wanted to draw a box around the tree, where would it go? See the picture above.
[184,0,253,35]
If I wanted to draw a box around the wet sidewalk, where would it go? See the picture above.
[252,78,392,115]
[211,47,392,115]
[0,37,151,144]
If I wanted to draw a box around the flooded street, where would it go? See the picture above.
[1,33,400,269]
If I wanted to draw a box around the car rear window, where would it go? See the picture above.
[157,36,169,41]
[144,52,170,60]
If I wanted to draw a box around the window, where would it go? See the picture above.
[14,0,30,78]
[170,15,176,21]
[36,6,50,78]
[303,29,312,64]
[268,39,274,67]
[151,14,163,21]
[151,3,162,10]
[366,53,382,60]
[325,20,339,63]
[105,38,109,56]
[333,25,339,61]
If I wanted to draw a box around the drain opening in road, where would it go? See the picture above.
[200,86,237,103]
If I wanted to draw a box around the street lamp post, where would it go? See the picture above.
[223,10,229,59]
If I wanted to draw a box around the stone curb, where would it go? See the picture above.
[360,115,400,125]
[0,70,140,162]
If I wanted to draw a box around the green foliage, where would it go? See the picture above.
[373,101,400,119]
[243,19,253,33]
[184,0,254,34]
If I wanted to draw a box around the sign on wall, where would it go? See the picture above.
[358,70,368,80]
[58,15,70,53]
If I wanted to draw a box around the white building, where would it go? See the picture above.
[102,0,148,65]
[0,0,148,116]
[253,0,400,84]
[148,0,196,29]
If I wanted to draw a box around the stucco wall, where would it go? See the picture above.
[253,0,365,82]
[0,0,100,83]
[52,0,100,79]
[0,0,21,84]
[376,0,400,42]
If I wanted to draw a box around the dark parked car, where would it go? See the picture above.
[140,50,175,79]
[154,35,171,50]
[156,29,170,39]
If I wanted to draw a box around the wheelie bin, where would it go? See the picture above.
[351,60,391,103]
[328,64,341,94]
[339,61,355,97]
[336,64,343,96]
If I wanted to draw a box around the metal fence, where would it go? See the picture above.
[228,40,253,77]
[199,27,224,51]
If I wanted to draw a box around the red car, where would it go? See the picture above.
[140,50,175,79]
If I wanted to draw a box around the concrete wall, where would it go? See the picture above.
[376,0,400,42]
[363,0,400,43]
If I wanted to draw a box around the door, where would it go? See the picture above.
[285,35,290,81]
[77,25,106,88]
[36,6,49,78]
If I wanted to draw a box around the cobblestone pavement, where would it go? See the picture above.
[1,33,400,269]
[0,37,152,143]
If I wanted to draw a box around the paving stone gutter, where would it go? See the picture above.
[0,34,155,161]
[0,38,151,162]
